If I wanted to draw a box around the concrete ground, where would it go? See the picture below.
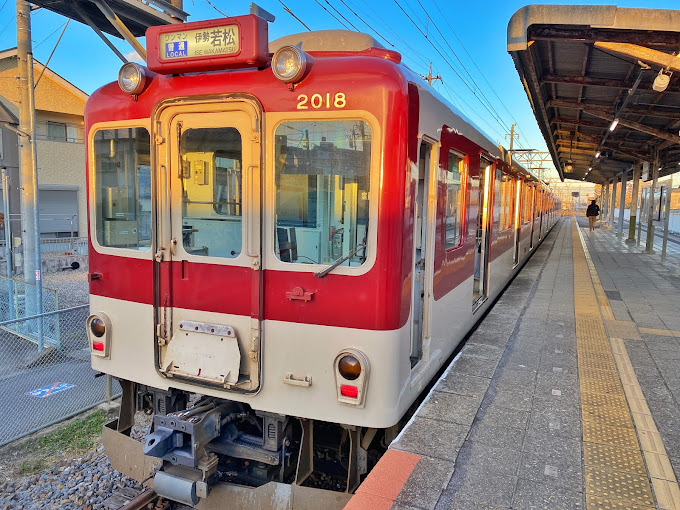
[0,269,116,446]
[346,216,680,510]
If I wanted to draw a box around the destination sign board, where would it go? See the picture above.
[146,15,270,74]
[159,25,240,61]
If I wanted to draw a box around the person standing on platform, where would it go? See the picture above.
[586,199,600,231]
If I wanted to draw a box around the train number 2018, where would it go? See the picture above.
[297,93,346,110]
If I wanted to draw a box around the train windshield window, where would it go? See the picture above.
[180,127,242,258]
[445,151,465,249]
[274,120,371,266]
[93,127,151,250]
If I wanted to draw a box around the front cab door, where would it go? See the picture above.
[154,99,262,393]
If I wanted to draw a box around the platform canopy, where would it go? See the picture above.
[30,0,187,38]
[508,5,680,183]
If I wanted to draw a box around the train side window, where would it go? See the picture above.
[445,150,466,249]
[523,184,532,224]
[274,120,372,267]
[499,172,513,231]
[180,127,243,258]
[93,127,151,250]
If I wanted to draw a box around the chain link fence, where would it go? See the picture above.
[0,303,121,446]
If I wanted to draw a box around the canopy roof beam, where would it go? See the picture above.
[93,0,147,61]
[594,42,680,72]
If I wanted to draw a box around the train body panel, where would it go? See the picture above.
[84,21,561,504]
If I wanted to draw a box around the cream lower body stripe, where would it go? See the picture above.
[574,217,680,509]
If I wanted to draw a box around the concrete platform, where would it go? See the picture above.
[344,216,680,510]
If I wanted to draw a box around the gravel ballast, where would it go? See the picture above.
[0,414,152,510]
[0,446,142,510]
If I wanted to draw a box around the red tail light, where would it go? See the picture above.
[88,313,111,358]
[340,385,358,398]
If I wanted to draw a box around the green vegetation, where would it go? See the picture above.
[34,410,107,454]
[17,458,47,474]
[11,410,107,476]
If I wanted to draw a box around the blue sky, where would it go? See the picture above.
[1,0,678,178]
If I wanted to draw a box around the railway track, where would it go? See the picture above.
[105,488,165,510]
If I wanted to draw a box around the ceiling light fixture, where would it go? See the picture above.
[653,69,671,92]
[595,151,600,159]
[565,135,574,172]
[609,119,619,131]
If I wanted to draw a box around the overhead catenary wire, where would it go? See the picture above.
[203,0,228,17]
[397,0,530,151]
[414,0,515,140]
[321,0,360,32]
[326,0,498,132]
[337,0,394,47]
[0,14,15,40]
[392,0,514,141]
[439,79,507,144]
[430,0,528,147]
[35,19,69,90]
[314,0,352,31]
[34,22,67,49]
[341,0,430,71]
[277,0,312,31]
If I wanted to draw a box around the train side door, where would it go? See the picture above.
[472,158,492,306]
[513,178,522,266]
[154,100,262,393]
[410,139,437,367]
[529,185,536,249]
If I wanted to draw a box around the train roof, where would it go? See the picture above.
[270,30,541,184]
[270,30,385,53]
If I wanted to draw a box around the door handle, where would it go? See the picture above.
[245,165,259,258]
[284,373,312,387]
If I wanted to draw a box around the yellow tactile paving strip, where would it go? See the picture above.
[572,218,680,509]
[638,327,680,338]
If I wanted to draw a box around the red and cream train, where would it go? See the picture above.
[85,13,559,507]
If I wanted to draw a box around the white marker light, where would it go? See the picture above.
[609,119,619,131]
[595,151,600,159]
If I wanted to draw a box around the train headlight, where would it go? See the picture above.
[87,313,112,358]
[334,349,370,407]
[118,62,146,95]
[272,46,310,83]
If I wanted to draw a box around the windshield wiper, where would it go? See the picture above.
[314,243,366,278]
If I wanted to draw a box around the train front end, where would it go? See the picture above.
[85,14,413,506]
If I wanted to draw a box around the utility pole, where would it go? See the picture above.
[505,123,519,165]
[421,62,442,86]
[16,0,44,348]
